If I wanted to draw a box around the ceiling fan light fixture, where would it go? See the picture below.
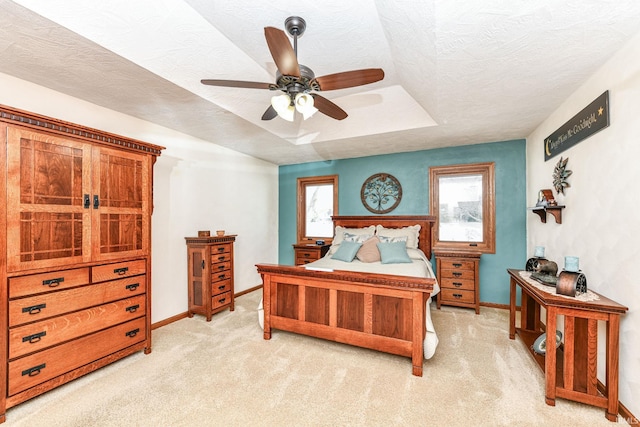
[294,93,318,120]
[271,93,295,121]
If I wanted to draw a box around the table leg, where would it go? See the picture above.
[509,277,516,339]
[545,306,557,406]
[606,314,621,421]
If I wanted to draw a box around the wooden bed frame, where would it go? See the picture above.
[256,215,437,376]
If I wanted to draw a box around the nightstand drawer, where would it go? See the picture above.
[441,268,475,280]
[440,288,475,304]
[440,277,475,291]
[440,259,475,271]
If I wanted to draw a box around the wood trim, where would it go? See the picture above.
[0,104,165,155]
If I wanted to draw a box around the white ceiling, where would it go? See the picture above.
[2,0,640,165]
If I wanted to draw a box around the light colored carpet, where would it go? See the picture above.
[4,290,617,426]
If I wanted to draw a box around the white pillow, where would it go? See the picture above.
[375,224,420,249]
[333,225,376,246]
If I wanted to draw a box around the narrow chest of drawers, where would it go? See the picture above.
[435,251,481,314]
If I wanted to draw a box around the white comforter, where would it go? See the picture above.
[257,249,440,359]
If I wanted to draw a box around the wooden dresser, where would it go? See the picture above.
[293,243,331,265]
[0,105,163,423]
[185,235,236,321]
[434,250,481,314]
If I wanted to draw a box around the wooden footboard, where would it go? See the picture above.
[256,264,435,376]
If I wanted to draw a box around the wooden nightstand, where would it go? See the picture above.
[435,250,481,314]
[293,243,331,265]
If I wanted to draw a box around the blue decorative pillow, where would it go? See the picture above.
[331,241,363,262]
[377,241,412,264]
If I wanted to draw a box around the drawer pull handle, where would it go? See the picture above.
[453,272,462,277]
[218,274,226,280]
[23,303,46,314]
[453,293,463,299]
[22,331,47,344]
[126,304,140,313]
[114,267,129,275]
[126,283,140,291]
[218,256,225,261]
[304,253,310,257]
[218,298,226,303]
[218,285,226,290]
[42,277,64,287]
[453,282,463,287]
[218,265,225,270]
[217,247,225,252]
[22,363,46,377]
[453,263,462,268]
[126,328,140,338]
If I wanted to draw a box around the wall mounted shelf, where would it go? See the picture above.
[528,205,565,224]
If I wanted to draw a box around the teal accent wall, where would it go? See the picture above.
[278,139,526,305]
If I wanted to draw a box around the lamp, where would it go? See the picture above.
[270,92,318,121]
[294,93,318,120]
[270,93,294,121]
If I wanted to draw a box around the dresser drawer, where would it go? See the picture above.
[212,279,232,296]
[9,276,146,327]
[9,268,90,299]
[211,251,232,264]
[440,288,475,305]
[296,257,316,265]
[211,270,232,284]
[8,317,146,396]
[439,259,475,271]
[92,259,146,283]
[296,249,321,260]
[210,243,232,257]
[211,260,231,274]
[9,295,146,359]
[441,268,475,280]
[440,277,475,291]
[212,291,232,310]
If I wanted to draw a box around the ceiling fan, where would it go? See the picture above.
[201,16,384,121]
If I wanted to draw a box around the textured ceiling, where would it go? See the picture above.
[2,0,640,165]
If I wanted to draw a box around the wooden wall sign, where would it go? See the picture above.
[544,91,609,161]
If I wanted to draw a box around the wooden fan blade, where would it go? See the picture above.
[315,68,384,91]
[261,105,277,120]
[264,27,300,77]
[201,79,272,89]
[311,94,348,120]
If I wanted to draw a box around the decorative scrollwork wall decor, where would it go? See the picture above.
[552,156,572,195]
[360,173,402,214]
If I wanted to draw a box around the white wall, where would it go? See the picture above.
[526,32,640,419]
[0,72,279,323]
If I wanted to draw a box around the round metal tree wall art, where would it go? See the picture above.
[361,173,402,214]
[553,156,572,195]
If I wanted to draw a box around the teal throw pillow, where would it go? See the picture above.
[377,241,412,264]
[331,241,363,262]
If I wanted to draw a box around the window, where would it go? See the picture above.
[297,175,338,243]
[429,163,495,253]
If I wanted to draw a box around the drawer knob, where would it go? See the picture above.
[22,303,46,315]
[114,267,129,275]
[453,282,463,287]
[42,277,64,287]
[453,263,462,268]
[126,304,140,313]
[125,283,140,291]
[22,363,46,377]
[126,328,140,338]
[22,331,47,344]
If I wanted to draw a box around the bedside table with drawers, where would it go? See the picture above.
[434,250,481,314]
[293,243,331,266]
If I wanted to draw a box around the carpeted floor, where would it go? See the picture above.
[4,290,618,426]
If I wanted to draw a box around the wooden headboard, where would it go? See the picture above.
[332,215,436,260]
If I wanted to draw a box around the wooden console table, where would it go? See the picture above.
[507,269,628,422]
